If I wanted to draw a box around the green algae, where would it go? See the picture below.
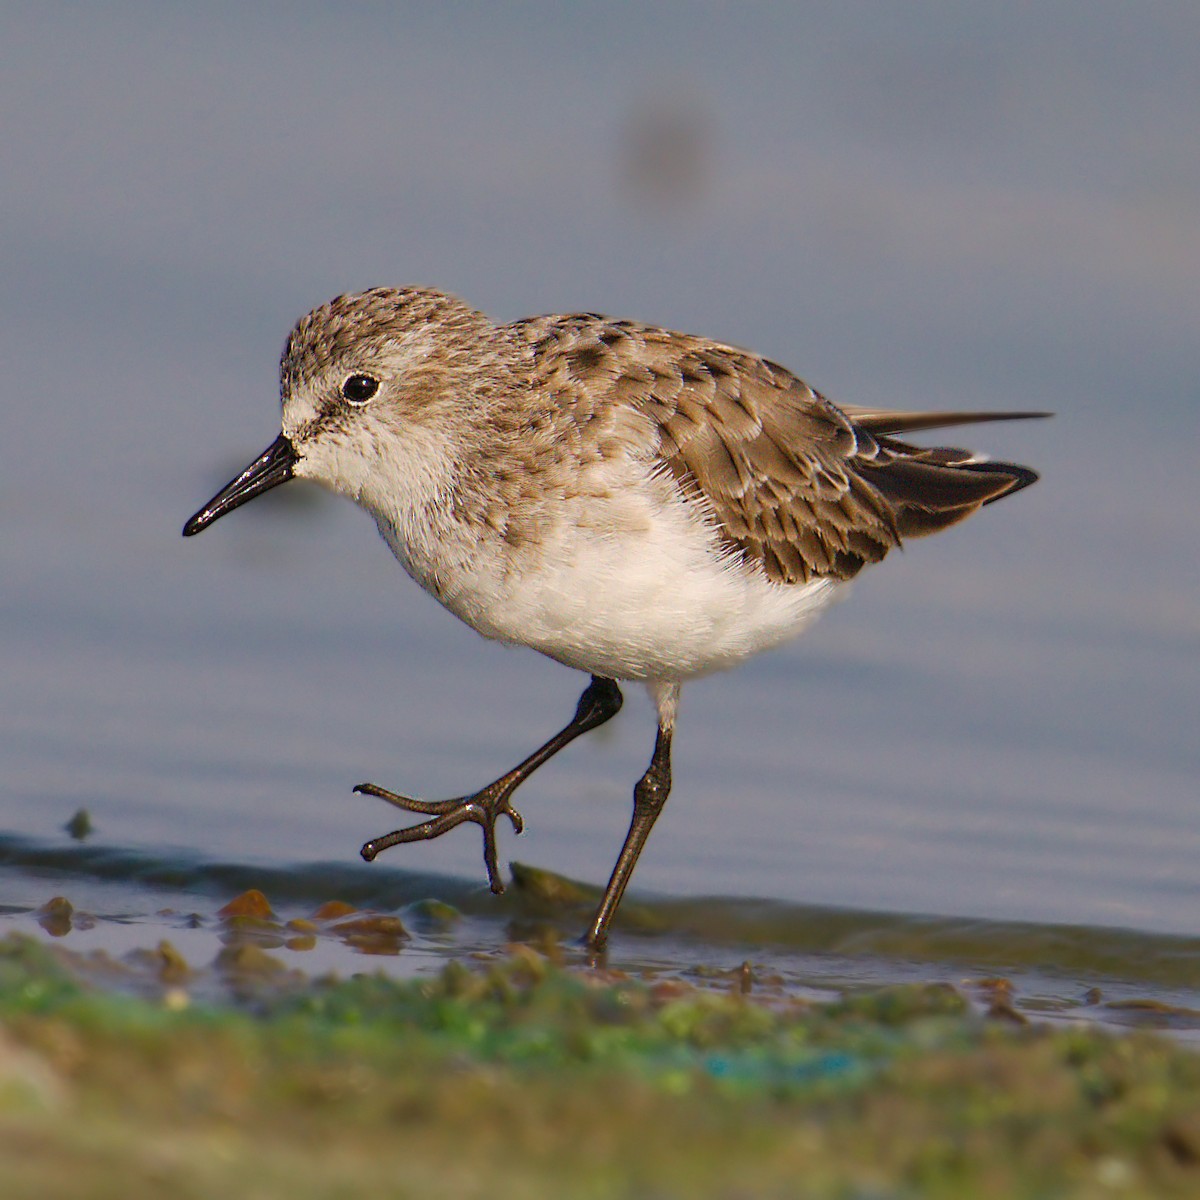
[4,932,1200,1199]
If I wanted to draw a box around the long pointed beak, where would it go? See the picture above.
[183,433,299,536]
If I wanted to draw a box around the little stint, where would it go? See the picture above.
[184,286,1046,949]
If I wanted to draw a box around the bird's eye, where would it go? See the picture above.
[341,374,379,405]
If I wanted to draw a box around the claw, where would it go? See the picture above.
[355,778,524,890]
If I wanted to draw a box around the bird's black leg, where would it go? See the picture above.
[584,723,673,952]
[356,676,623,893]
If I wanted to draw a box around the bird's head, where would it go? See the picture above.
[183,286,496,537]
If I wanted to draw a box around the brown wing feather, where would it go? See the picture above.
[838,406,1052,435]
[514,315,1043,585]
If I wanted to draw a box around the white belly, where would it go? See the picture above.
[380,485,842,683]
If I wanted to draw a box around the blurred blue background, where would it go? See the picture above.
[3,4,1197,933]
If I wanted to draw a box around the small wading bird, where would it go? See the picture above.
[184,287,1046,950]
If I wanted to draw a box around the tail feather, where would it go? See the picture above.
[966,458,1040,504]
[854,414,1045,540]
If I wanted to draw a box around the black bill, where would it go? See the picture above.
[183,433,299,537]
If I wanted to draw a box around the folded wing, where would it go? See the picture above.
[527,314,1048,585]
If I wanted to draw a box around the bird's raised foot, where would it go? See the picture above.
[354,777,524,893]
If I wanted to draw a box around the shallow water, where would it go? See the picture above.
[3,8,1198,998]
[5,427,1196,943]
[4,833,1200,1042]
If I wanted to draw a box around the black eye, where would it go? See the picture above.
[341,374,379,405]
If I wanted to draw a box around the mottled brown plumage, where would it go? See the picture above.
[511,310,1040,584]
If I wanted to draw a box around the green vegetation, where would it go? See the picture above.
[4,931,1200,1198]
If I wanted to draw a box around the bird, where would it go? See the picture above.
[183,286,1046,950]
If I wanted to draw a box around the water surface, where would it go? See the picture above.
[3,7,1197,974]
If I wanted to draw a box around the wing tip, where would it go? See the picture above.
[849,408,1055,436]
